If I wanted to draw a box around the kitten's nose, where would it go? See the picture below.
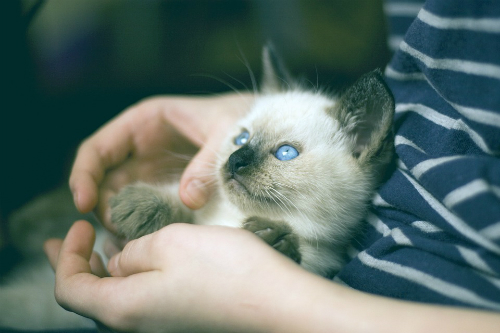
[228,145,254,175]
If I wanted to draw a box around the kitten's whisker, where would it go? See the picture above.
[265,189,288,218]
[235,42,258,97]
[304,77,318,93]
[269,187,295,212]
[160,149,196,162]
[191,138,226,162]
[271,184,321,244]
[274,182,310,203]
[256,185,272,213]
[186,160,220,169]
[222,71,250,93]
[274,74,292,91]
[190,74,246,100]
[267,188,294,219]
[315,66,320,92]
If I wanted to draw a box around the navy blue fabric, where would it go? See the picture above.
[425,0,500,17]
[337,0,500,311]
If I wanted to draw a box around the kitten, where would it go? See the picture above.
[110,46,395,277]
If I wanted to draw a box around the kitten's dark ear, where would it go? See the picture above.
[261,44,294,93]
[331,69,394,162]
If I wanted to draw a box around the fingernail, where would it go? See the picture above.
[108,253,119,276]
[72,191,80,210]
[103,237,120,259]
[185,179,208,209]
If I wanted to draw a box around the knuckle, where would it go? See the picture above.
[54,281,71,311]
[152,223,188,247]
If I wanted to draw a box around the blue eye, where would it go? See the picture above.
[275,145,299,161]
[234,131,250,146]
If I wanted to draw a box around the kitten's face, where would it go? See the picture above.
[217,91,370,219]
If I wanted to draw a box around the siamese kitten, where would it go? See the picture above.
[110,47,395,277]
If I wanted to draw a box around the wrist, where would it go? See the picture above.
[222,263,338,333]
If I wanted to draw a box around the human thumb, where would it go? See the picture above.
[179,140,219,210]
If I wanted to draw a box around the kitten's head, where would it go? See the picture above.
[217,46,394,229]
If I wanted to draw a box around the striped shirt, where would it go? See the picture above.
[336,0,500,311]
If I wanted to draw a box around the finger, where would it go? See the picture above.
[107,232,161,277]
[94,188,118,232]
[69,144,107,214]
[45,236,108,277]
[179,138,221,209]
[44,238,63,270]
[54,220,110,316]
[55,220,96,280]
[69,113,137,213]
[53,220,159,329]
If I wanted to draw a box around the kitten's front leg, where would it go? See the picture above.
[110,182,193,240]
[243,217,301,264]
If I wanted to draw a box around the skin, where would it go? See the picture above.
[45,221,500,333]
[69,93,253,232]
[46,94,500,332]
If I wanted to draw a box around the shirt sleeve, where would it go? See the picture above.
[337,0,500,311]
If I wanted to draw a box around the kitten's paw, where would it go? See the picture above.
[243,217,301,264]
[110,183,173,240]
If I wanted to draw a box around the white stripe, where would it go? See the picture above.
[396,103,456,127]
[448,101,500,129]
[387,67,500,129]
[384,3,422,16]
[480,222,500,240]
[392,228,413,246]
[397,158,409,171]
[418,8,500,33]
[481,274,500,290]
[358,251,500,310]
[422,76,500,129]
[372,192,392,207]
[367,216,414,246]
[385,66,426,81]
[367,213,391,237]
[395,135,427,154]
[411,155,465,179]
[411,220,443,233]
[396,103,495,154]
[457,245,496,275]
[401,171,500,256]
[452,120,498,155]
[444,179,500,208]
[400,41,500,80]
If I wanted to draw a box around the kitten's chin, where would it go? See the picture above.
[222,178,275,216]
[225,177,250,195]
[222,176,262,212]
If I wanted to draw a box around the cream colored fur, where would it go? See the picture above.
[111,48,394,277]
[117,73,393,277]
[195,90,374,275]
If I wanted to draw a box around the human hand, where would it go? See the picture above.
[44,220,308,333]
[69,93,253,232]
[45,220,500,333]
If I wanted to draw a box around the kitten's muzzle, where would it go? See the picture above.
[228,145,255,177]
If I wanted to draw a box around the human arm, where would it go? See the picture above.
[69,93,253,232]
[44,220,500,333]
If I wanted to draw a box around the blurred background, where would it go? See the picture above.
[0,0,390,273]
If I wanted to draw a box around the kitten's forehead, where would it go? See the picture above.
[242,91,339,144]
